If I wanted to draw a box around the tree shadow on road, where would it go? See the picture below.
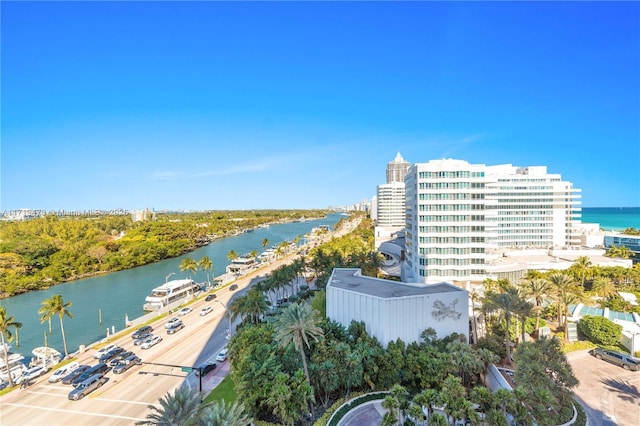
[600,377,639,403]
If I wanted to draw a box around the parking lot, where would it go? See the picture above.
[567,349,640,426]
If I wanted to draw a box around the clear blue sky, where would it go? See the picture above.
[2,1,639,211]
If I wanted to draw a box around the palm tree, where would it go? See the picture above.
[485,286,522,362]
[38,295,73,358]
[591,276,617,299]
[180,257,198,281]
[0,307,22,388]
[198,256,213,287]
[136,386,206,425]
[514,297,535,343]
[197,399,253,426]
[549,273,581,341]
[274,303,324,388]
[262,238,270,249]
[522,278,550,332]
[227,250,238,262]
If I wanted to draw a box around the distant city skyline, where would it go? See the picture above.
[2,2,639,211]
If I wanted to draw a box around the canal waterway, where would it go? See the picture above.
[0,213,343,361]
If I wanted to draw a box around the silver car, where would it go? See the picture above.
[590,348,640,371]
[68,374,107,400]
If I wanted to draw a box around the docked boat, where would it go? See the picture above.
[30,346,62,368]
[0,344,27,383]
[226,255,257,276]
[143,279,200,311]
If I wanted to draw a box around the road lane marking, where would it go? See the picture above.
[96,397,160,407]
[1,402,145,422]
[24,390,69,397]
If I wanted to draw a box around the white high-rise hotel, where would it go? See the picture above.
[403,159,581,284]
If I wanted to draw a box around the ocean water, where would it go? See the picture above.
[581,207,640,231]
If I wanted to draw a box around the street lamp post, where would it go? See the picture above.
[165,272,175,283]
[215,300,232,339]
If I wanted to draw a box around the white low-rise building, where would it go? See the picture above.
[326,268,469,346]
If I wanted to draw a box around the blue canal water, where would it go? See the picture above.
[0,214,344,359]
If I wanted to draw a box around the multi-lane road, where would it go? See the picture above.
[0,280,242,425]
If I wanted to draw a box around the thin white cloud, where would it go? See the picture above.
[424,134,486,158]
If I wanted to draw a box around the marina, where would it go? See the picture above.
[0,213,343,365]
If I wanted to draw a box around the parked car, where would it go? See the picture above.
[216,348,229,362]
[141,335,162,350]
[178,307,192,316]
[113,355,142,374]
[61,365,91,385]
[49,361,80,383]
[229,284,238,291]
[16,365,50,385]
[132,326,153,340]
[195,362,216,377]
[99,347,125,363]
[134,333,152,346]
[94,344,119,359]
[167,320,185,334]
[165,317,182,329]
[204,294,216,301]
[108,351,134,367]
[589,348,640,371]
[200,306,213,316]
[72,363,110,387]
[68,374,107,400]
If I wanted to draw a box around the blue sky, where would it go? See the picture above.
[2,1,639,211]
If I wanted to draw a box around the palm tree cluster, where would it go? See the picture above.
[179,256,214,287]
[137,387,252,426]
[0,307,23,388]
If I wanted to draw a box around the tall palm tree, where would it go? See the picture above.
[522,278,550,332]
[0,307,22,388]
[548,273,581,341]
[180,257,198,281]
[274,303,324,388]
[485,286,522,362]
[136,386,206,425]
[38,295,73,358]
[262,238,270,249]
[591,276,617,299]
[574,256,592,289]
[198,256,213,287]
[227,250,238,262]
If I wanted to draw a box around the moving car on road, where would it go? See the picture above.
[132,326,153,339]
[71,363,110,387]
[16,365,50,385]
[216,348,229,362]
[204,294,216,301]
[113,355,142,374]
[167,320,185,334]
[134,333,152,346]
[178,307,192,316]
[94,344,119,359]
[141,335,162,349]
[589,348,640,371]
[200,306,213,316]
[61,365,91,385]
[68,374,107,400]
[99,347,125,363]
[165,317,182,329]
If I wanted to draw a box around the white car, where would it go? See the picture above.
[16,365,50,385]
[178,307,192,316]
[49,361,80,383]
[165,317,182,329]
[94,343,119,359]
[200,306,213,316]
[216,348,229,362]
[141,335,162,350]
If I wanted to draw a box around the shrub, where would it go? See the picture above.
[577,315,622,346]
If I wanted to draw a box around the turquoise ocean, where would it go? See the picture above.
[581,207,640,231]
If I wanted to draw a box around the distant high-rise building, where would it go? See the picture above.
[386,152,410,184]
[403,159,581,284]
[376,182,406,227]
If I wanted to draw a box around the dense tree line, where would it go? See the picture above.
[0,210,327,297]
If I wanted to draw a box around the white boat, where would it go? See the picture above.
[30,346,62,368]
[0,344,27,383]
[226,255,257,275]
[143,278,199,311]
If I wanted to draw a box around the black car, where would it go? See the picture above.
[205,294,216,301]
[195,362,217,377]
[230,284,238,291]
[72,363,110,386]
[99,347,125,363]
[132,325,153,339]
[61,365,91,385]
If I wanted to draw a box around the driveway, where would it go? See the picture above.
[567,349,640,426]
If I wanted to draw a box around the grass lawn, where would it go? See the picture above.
[204,375,237,404]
